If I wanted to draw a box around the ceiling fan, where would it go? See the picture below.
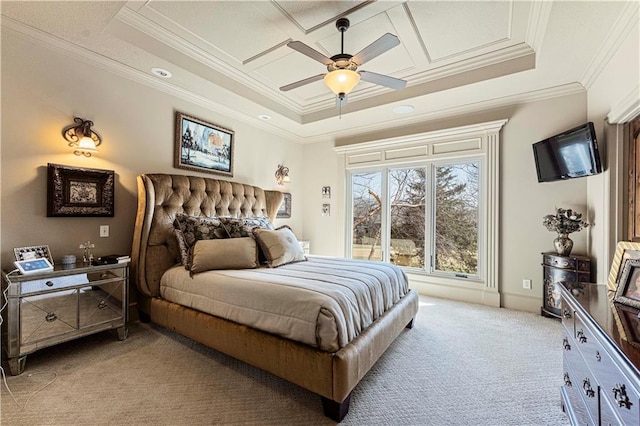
[280,17,407,105]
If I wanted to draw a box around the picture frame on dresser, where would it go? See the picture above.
[614,258,640,309]
[607,241,640,291]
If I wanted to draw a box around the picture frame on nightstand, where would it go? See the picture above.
[14,244,54,264]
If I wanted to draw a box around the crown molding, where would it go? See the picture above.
[1,16,303,144]
[525,0,554,54]
[607,85,640,124]
[299,82,585,145]
[581,1,639,89]
[114,7,305,115]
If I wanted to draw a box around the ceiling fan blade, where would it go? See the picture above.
[352,33,400,66]
[287,41,333,66]
[279,73,326,92]
[359,70,407,90]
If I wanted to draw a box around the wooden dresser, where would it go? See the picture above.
[560,282,640,425]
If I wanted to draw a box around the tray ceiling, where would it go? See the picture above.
[1,1,635,142]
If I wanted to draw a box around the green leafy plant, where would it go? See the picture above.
[543,207,589,235]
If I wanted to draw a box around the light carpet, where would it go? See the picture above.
[1,296,569,425]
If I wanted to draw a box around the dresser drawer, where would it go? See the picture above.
[20,273,89,295]
[600,371,640,424]
[574,308,640,425]
[563,351,599,424]
[601,393,621,426]
[563,359,597,425]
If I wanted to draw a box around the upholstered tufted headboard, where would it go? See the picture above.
[131,174,284,298]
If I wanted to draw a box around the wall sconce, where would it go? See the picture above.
[62,117,102,157]
[275,164,290,185]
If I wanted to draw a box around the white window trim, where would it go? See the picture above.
[335,119,508,301]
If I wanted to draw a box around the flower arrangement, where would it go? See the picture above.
[542,207,589,235]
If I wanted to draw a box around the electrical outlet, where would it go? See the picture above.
[99,225,109,237]
[522,279,532,290]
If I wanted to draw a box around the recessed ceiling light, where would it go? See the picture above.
[393,105,414,114]
[151,67,172,78]
[258,114,272,121]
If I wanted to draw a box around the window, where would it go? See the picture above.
[433,163,479,276]
[351,172,383,261]
[350,161,480,278]
[338,119,506,289]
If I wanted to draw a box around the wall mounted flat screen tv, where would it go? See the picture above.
[532,122,602,183]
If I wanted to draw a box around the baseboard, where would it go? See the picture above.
[409,278,500,308]
[409,276,542,313]
[500,292,541,314]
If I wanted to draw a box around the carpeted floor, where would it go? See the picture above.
[1,296,569,425]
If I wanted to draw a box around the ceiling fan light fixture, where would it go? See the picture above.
[324,69,360,95]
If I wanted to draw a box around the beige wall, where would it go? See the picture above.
[1,30,303,270]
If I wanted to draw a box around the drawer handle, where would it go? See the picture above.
[577,329,587,344]
[613,384,633,410]
[98,300,107,310]
[582,378,595,398]
[563,338,571,351]
[563,372,572,387]
[563,309,572,319]
[45,313,57,322]
[595,351,601,362]
[45,281,54,287]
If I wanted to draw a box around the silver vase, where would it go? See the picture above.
[554,234,573,256]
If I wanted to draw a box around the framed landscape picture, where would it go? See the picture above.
[47,163,114,217]
[174,111,234,177]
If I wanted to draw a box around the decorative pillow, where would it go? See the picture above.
[252,225,306,268]
[220,216,274,238]
[190,238,258,273]
[173,214,229,267]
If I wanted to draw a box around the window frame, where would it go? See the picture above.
[336,119,507,292]
[348,157,484,281]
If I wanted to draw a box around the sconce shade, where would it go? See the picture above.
[324,69,360,95]
[62,117,102,157]
[76,136,98,155]
[275,164,290,185]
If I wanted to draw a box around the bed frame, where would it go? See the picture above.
[130,173,419,421]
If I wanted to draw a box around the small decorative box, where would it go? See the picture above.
[60,255,76,265]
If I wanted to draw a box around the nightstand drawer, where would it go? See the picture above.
[21,289,78,347]
[19,273,89,295]
[79,282,125,328]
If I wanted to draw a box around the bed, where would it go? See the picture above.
[131,173,419,421]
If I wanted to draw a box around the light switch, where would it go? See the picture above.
[100,225,109,237]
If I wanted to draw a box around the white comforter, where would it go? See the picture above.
[160,256,410,352]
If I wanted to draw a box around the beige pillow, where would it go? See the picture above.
[190,238,258,273]
[252,226,306,267]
